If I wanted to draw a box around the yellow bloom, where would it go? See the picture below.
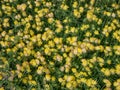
[107,60,111,65]
[90,0,95,5]
[85,32,92,37]
[79,7,84,13]
[1,31,6,37]
[17,4,27,11]
[0,74,3,80]
[51,76,56,81]
[114,79,120,90]
[54,37,59,44]
[66,75,75,82]
[31,88,36,90]
[48,18,54,24]
[73,9,81,18]
[0,87,4,90]
[81,59,88,66]
[66,82,72,88]
[22,78,27,84]
[106,12,111,16]
[80,78,86,83]
[94,30,99,35]
[18,72,23,78]
[6,48,11,53]
[44,84,50,89]
[3,18,10,27]
[37,66,43,74]
[115,64,120,75]
[44,48,51,55]
[28,75,32,80]
[30,59,37,67]
[61,4,69,10]
[29,80,37,85]
[45,74,51,81]
[101,68,110,76]
[73,2,78,8]
[35,1,40,6]
[48,40,55,47]
[97,19,102,25]
[58,78,63,83]
[103,79,111,87]
[46,2,52,7]
[110,68,115,74]
[72,81,77,88]
[72,68,77,73]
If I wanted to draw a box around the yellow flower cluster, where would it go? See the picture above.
[0,0,120,90]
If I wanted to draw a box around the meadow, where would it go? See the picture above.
[0,0,120,90]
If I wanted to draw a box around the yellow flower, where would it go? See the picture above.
[0,74,3,80]
[115,64,120,75]
[0,87,4,90]
[3,18,10,27]
[37,66,43,74]
[48,18,54,24]
[63,53,67,58]
[29,30,34,36]
[73,9,81,18]
[17,4,27,11]
[72,81,77,88]
[101,68,110,76]
[107,60,111,65]
[46,2,52,7]
[85,31,92,37]
[30,59,37,67]
[80,78,86,83]
[42,33,47,41]
[66,75,75,82]
[61,4,69,10]
[58,78,63,83]
[81,59,88,66]
[90,0,95,5]
[73,2,78,8]
[44,84,50,90]
[116,86,120,90]
[18,72,23,78]
[55,28,62,33]
[72,68,77,73]
[94,30,99,35]
[79,7,84,13]
[1,31,6,37]
[44,48,51,55]
[45,74,51,81]
[86,79,92,87]
[79,72,87,77]
[106,12,111,16]
[65,67,70,73]
[48,40,55,47]
[97,19,102,25]
[54,37,60,44]
[31,88,36,90]
[110,68,115,74]
[22,78,27,84]
[51,76,56,81]
[103,79,111,87]
[6,48,11,53]
[66,82,72,88]
[35,1,40,6]
[114,79,120,90]
[29,80,37,85]
[28,75,32,80]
